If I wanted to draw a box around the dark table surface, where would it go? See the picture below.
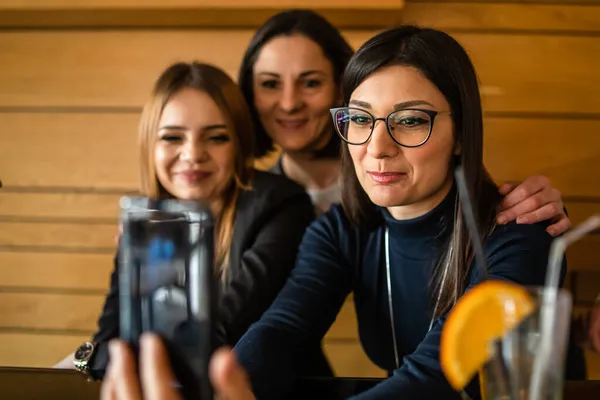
[0,367,598,399]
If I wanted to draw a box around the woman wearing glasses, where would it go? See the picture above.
[102,26,575,400]
[240,9,570,235]
[231,26,572,399]
[101,26,581,400]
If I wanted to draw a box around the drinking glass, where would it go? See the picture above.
[481,287,572,400]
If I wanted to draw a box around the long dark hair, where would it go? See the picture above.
[340,26,499,317]
[238,9,354,159]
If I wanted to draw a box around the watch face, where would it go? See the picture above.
[75,342,94,361]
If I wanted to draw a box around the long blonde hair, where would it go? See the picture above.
[138,62,255,279]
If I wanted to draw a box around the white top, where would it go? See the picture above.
[270,157,342,215]
[306,182,342,215]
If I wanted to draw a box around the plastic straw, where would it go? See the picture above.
[454,166,489,280]
[529,215,600,399]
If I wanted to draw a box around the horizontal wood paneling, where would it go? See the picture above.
[0,331,387,376]
[0,0,403,9]
[0,235,593,330]
[0,192,123,220]
[0,293,103,332]
[565,201,600,226]
[426,0,600,4]
[0,291,377,374]
[0,1,404,29]
[0,30,297,108]
[0,9,399,30]
[0,113,138,190]
[402,3,600,33]
[573,271,600,303]
[586,349,600,380]
[323,340,386,378]
[0,221,117,249]
[1,0,598,377]
[0,253,113,290]
[463,34,599,115]
[3,210,586,302]
[484,118,600,198]
[0,333,594,378]
[568,235,600,273]
[3,113,599,197]
[2,338,594,381]
[1,32,598,115]
[326,297,357,341]
[2,1,597,31]
[0,2,403,32]
[0,333,88,368]
[2,180,594,225]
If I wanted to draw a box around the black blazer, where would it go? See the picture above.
[89,170,331,378]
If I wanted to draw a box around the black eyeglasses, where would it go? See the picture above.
[329,107,452,147]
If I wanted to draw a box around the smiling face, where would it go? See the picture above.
[154,88,235,212]
[252,34,337,154]
[348,65,459,220]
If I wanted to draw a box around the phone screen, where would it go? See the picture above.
[119,198,215,399]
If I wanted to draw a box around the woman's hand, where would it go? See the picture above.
[210,345,256,400]
[101,333,255,400]
[495,175,571,236]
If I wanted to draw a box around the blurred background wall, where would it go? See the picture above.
[0,0,598,378]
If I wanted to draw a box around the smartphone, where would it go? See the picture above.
[118,196,215,399]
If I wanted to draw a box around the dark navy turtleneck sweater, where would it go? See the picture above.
[234,188,564,399]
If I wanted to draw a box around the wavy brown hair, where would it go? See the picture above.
[139,62,255,278]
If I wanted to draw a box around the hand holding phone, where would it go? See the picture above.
[118,197,216,399]
[101,335,256,400]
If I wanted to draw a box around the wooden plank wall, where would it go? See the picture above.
[0,0,599,378]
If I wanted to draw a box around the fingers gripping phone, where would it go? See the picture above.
[118,196,215,399]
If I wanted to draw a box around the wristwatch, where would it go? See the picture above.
[73,341,97,380]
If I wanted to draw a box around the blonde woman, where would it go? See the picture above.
[56,62,316,380]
